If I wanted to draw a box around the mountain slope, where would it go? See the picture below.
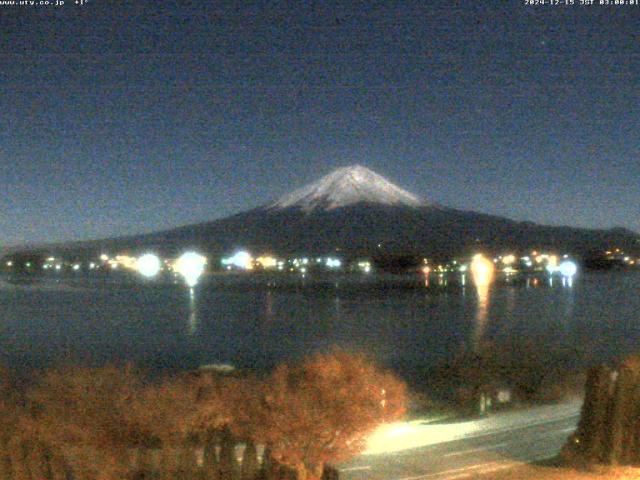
[6,165,639,260]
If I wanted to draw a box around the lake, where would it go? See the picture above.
[1,271,639,382]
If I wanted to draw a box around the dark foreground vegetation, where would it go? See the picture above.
[0,349,406,480]
[563,354,640,467]
[412,338,589,418]
[476,354,640,479]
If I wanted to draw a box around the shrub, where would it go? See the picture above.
[245,348,407,480]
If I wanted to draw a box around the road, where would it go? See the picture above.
[339,400,581,480]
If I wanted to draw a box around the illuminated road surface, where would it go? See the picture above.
[339,400,581,480]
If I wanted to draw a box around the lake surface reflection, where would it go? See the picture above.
[0,271,639,380]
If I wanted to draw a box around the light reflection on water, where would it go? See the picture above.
[0,272,638,377]
[470,254,495,351]
[472,282,491,351]
[187,287,198,335]
[264,290,274,320]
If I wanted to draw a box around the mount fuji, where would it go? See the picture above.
[270,165,424,211]
[12,165,640,260]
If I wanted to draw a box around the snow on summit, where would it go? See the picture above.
[271,165,425,212]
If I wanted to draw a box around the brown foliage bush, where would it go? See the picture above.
[244,348,407,480]
[25,364,147,479]
[0,349,407,480]
[129,372,204,446]
[193,371,260,439]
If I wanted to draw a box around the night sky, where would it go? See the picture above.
[1,1,638,247]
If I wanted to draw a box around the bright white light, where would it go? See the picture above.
[137,253,161,278]
[72,264,80,271]
[559,260,577,278]
[326,258,342,268]
[176,252,207,287]
[221,251,252,270]
[100,254,109,261]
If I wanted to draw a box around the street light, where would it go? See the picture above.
[175,251,207,287]
[137,253,161,278]
[470,254,494,287]
[559,260,577,278]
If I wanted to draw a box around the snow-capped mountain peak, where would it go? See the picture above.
[270,165,425,212]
